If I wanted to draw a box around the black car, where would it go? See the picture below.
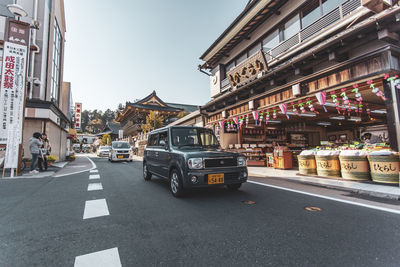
[143,126,248,197]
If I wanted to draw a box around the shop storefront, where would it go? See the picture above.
[205,69,400,184]
[199,0,400,185]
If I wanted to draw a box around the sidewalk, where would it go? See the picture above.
[248,167,400,200]
[2,155,94,179]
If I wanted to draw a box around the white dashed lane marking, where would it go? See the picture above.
[87,183,103,191]
[89,174,100,180]
[74,247,122,267]
[90,169,98,173]
[83,199,110,219]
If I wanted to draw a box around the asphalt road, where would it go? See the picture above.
[1,156,400,266]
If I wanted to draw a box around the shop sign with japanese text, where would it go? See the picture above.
[0,41,27,144]
[75,102,82,129]
[227,51,268,88]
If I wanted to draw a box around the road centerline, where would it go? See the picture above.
[87,183,103,191]
[74,247,121,267]
[83,199,110,219]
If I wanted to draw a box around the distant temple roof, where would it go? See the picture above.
[116,90,199,122]
[97,122,120,136]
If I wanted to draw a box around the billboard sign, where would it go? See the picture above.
[75,102,82,129]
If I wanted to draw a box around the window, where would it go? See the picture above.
[283,14,300,40]
[226,61,236,72]
[50,19,62,104]
[262,30,280,51]
[248,43,261,57]
[148,134,159,147]
[236,53,247,65]
[322,0,343,15]
[302,0,321,28]
[159,131,168,146]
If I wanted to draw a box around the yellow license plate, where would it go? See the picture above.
[117,155,123,159]
[208,173,224,184]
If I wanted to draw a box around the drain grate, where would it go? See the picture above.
[305,206,322,212]
[242,200,256,205]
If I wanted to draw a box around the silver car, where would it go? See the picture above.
[97,146,111,157]
[109,141,133,162]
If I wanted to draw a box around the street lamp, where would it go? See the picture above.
[7,4,28,19]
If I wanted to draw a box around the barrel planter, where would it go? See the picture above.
[339,156,370,181]
[368,154,400,184]
[297,155,317,175]
[315,155,341,177]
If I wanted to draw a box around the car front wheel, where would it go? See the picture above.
[170,169,183,197]
[143,162,152,181]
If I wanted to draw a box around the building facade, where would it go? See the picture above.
[0,0,70,161]
[199,0,400,165]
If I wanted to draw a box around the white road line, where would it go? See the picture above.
[83,199,110,219]
[74,247,121,267]
[89,174,100,180]
[90,169,98,173]
[87,156,97,170]
[88,183,103,191]
[248,181,400,215]
[54,156,98,177]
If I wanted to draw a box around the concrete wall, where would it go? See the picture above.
[46,120,67,161]
[22,119,45,159]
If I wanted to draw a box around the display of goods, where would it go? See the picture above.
[298,155,317,175]
[339,155,370,181]
[316,151,341,177]
[368,154,400,184]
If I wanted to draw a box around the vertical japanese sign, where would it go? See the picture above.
[75,102,82,129]
[0,19,29,145]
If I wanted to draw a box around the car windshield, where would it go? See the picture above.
[112,142,130,149]
[99,146,110,150]
[171,128,219,147]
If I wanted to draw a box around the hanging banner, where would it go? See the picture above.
[4,126,19,168]
[0,41,28,144]
[279,103,289,119]
[315,91,327,112]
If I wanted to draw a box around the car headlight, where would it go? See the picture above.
[237,156,247,167]
[188,158,203,169]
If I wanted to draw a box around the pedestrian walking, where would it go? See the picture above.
[29,132,43,174]
[38,133,51,171]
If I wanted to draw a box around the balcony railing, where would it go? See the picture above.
[264,0,361,62]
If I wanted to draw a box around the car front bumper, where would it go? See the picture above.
[111,153,132,161]
[182,167,248,188]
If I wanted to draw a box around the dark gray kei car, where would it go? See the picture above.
[143,126,248,197]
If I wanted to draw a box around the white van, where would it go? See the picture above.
[109,141,133,162]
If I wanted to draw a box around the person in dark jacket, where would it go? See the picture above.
[29,132,42,174]
[38,133,51,171]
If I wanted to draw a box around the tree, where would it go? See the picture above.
[102,109,115,124]
[80,110,90,131]
[101,134,111,146]
[86,118,104,134]
[141,111,164,132]
[177,111,188,119]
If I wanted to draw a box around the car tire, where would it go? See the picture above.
[143,162,152,181]
[227,183,242,190]
[170,169,184,197]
